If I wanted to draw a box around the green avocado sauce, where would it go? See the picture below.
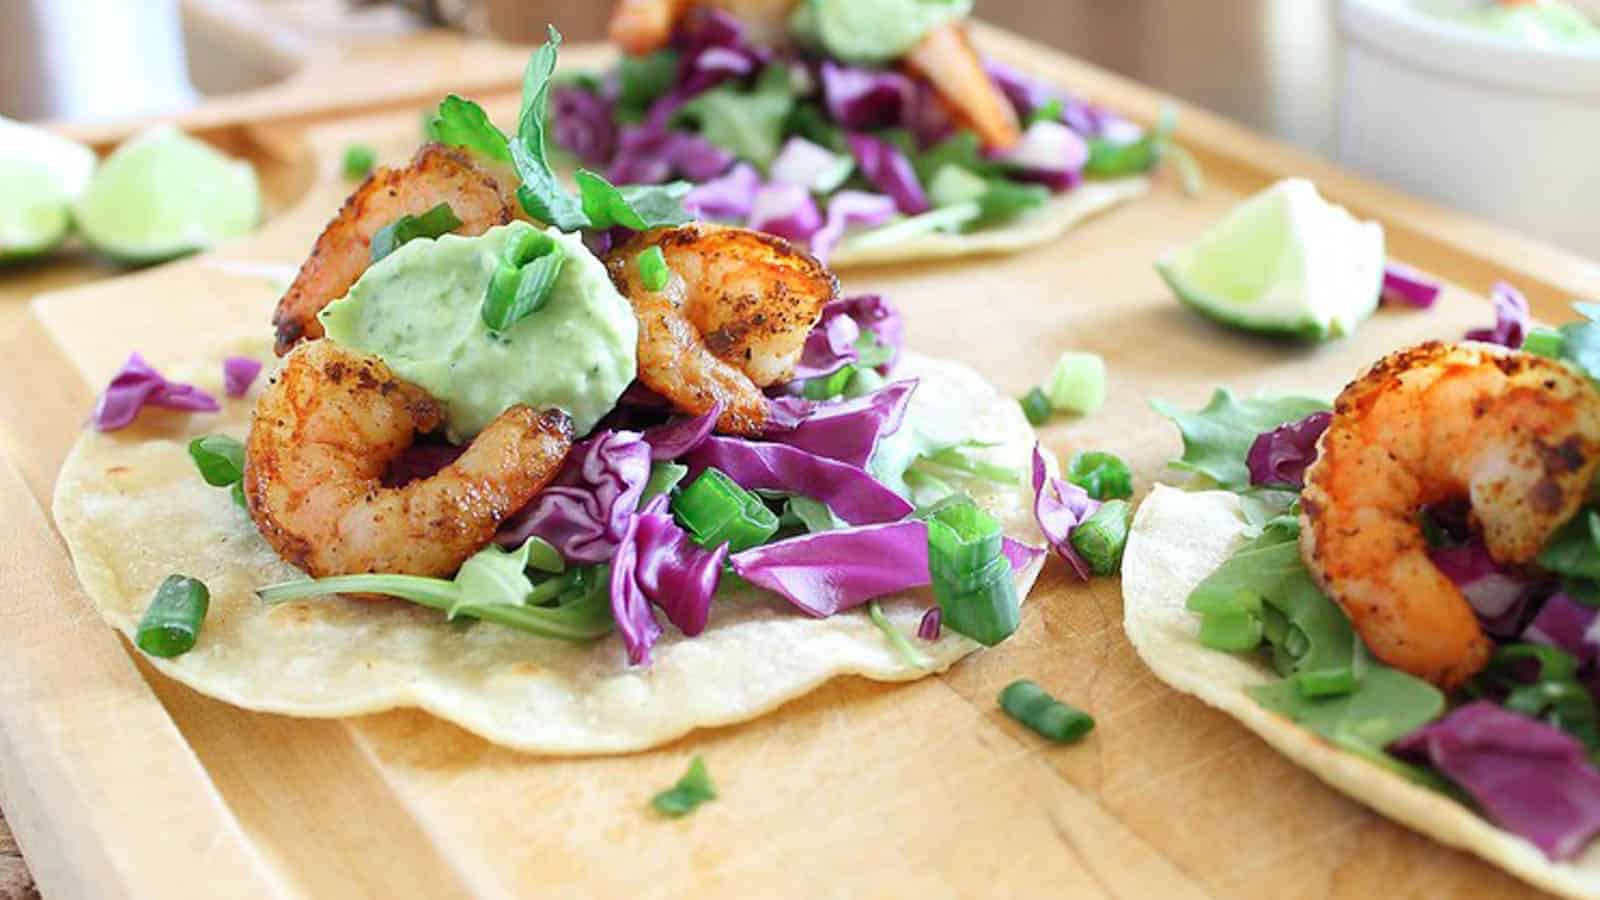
[319,221,638,441]
[789,0,973,65]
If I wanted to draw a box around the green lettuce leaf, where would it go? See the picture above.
[673,65,796,169]
[1151,389,1329,491]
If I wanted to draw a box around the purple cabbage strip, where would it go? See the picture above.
[1525,592,1598,669]
[792,308,862,380]
[1392,701,1600,861]
[92,352,220,432]
[1031,444,1101,580]
[1380,262,1441,310]
[847,133,930,215]
[609,493,729,665]
[1465,282,1530,349]
[496,430,652,564]
[642,402,722,461]
[1430,539,1534,638]
[682,162,761,221]
[819,61,913,131]
[917,607,943,641]
[907,80,957,148]
[672,8,772,97]
[222,356,262,398]
[830,294,903,370]
[606,126,734,185]
[1246,411,1332,490]
[747,183,824,244]
[762,381,917,469]
[683,435,914,526]
[982,57,1110,137]
[996,120,1087,192]
[811,191,897,264]
[729,518,1043,617]
[552,83,618,168]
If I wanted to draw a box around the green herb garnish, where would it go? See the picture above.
[342,144,377,180]
[188,434,247,508]
[638,245,672,292]
[426,94,512,161]
[136,574,210,658]
[370,202,462,263]
[652,756,717,817]
[999,680,1094,744]
[1066,450,1132,501]
[1151,389,1330,492]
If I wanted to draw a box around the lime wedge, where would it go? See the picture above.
[0,116,97,262]
[74,126,259,265]
[1157,178,1384,341]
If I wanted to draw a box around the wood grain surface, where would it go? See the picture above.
[3,27,1600,900]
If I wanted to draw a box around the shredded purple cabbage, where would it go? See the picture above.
[641,403,721,461]
[609,494,729,665]
[917,607,943,640]
[1525,592,1598,669]
[1392,701,1600,860]
[847,133,930,215]
[496,431,652,564]
[92,353,220,431]
[762,380,916,469]
[982,58,1111,137]
[222,356,262,398]
[1465,282,1530,349]
[811,191,897,263]
[907,80,957,148]
[552,83,618,168]
[1380,262,1441,310]
[682,162,761,221]
[1430,539,1534,638]
[770,137,842,189]
[830,294,903,369]
[793,306,862,380]
[819,61,913,131]
[1246,411,1332,489]
[997,120,1087,192]
[729,518,1043,617]
[684,436,914,525]
[1031,444,1100,579]
[606,126,733,185]
[748,183,824,243]
[672,8,771,97]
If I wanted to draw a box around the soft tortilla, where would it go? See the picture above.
[1122,484,1600,900]
[53,344,1044,755]
[829,176,1149,268]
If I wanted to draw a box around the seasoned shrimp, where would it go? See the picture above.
[1301,341,1600,689]
[606,224,836,435]
[272,144,516,356]
[607,1,1019,149]
[244,340,573,579]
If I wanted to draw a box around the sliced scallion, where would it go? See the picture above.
[342,144,377,180]
[1069,499,1131,576]
[1066,450,1132,501]
[1048,351,1106,415]
[652,755,717,817]
[1020,387,1052,426]
[672,467,780,552]
[927,499,1019,646]
[370,202,462,263]
[136,575,210,658]
[999,680,1094,744]
[639,245,671,292]
[868,601,933,669]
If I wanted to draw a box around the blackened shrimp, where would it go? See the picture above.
[606,223,835,435]
[1301,341,1600,690]
[243,340,573,579]
[271,144,516,355]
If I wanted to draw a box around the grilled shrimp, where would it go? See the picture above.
[1301,341,1600,690]
[607,0,1019,149]
[271,144,516,356]
[244,340,573,579]
[606,223,835,435]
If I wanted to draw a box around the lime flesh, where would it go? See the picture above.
[1158,178,1384,341]
[0,116,97,262]
[74,126,260,265]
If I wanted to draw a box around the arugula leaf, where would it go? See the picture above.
[1151,389,1329,491]
[510,28,590,230]
[1249,665,1444,754]
[575,172,693,230]
[617,49,680,114]
[426,94,511,162]
[1539,509,1600,580]
[652,756,717,817]
[188,435,248,509]
[673,65,795,169]
[784,101,847,153]
[1084,106,1177,178]
[972,178,1049,229]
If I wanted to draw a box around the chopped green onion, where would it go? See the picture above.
[652,756,717,817]
[639,245,671,292]
[999,680,1094,744]
[927,499,1019,646]
[1066,450,1133,500]
[672,467,780,552]
[867,601,932,669]
[802,365,856,400]
[1068,499,1131,576]
[1524,327,1567,360]
[370,202,461,263]
[1048,351,1106,415]
[482,230,565,333]
[1196,608,1264,652]
[342,144,377,180]
[844,366,886,398]
[188,434,244,487]
[1019,387,1052,425]
[136,575,210,658]
[915,445,1022,486]
[641,461,689,504]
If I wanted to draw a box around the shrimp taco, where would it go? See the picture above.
[546,0,1157,268]
[52,33,1054,754]
[1122,297,1600,899]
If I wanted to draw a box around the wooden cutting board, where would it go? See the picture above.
[3,27,1599,900]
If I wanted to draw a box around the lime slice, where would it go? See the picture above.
[0,116,97,262]
[74,126,259,265]
[1157,178,1384,341]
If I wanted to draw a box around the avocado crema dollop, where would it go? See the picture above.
[789,0,973,65]
[319,221,638,441]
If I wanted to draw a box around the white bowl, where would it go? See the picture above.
[1337,0,1600,259]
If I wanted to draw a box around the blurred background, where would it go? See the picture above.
[1,0,1596,258]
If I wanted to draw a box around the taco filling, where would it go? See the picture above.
[1123,298,1600,895]
[546,0,1159,265]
